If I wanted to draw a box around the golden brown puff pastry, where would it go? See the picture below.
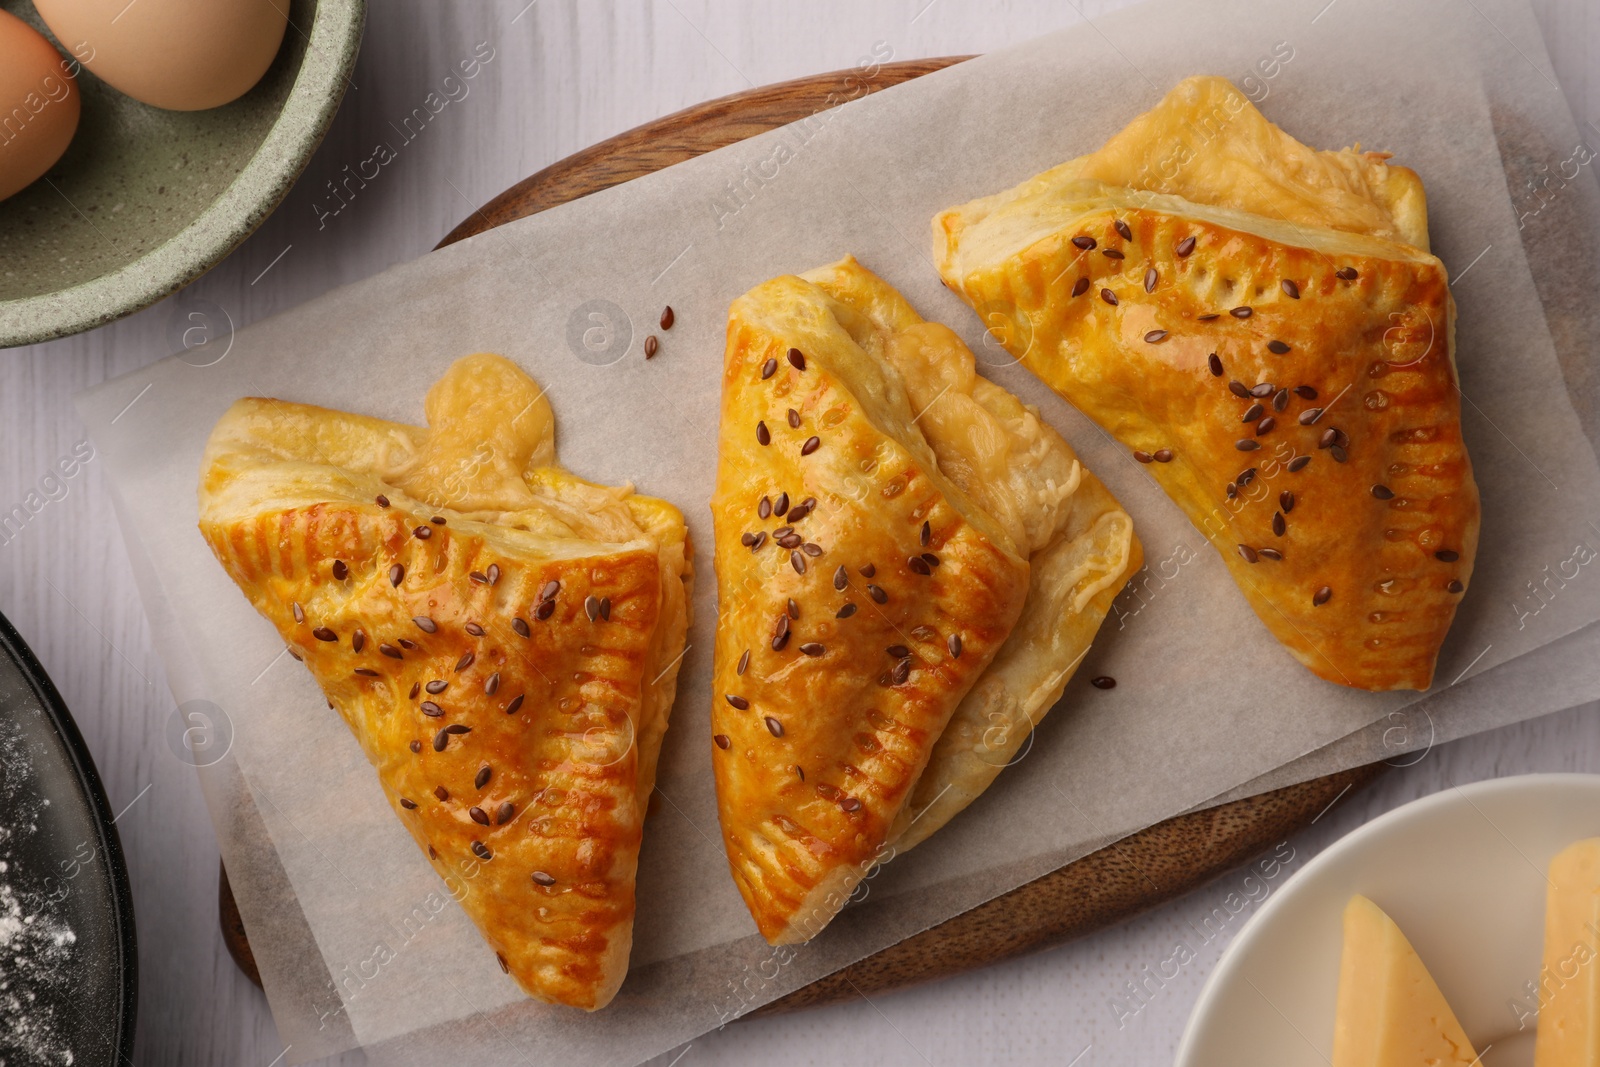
[934,165,1479,691]
[947,75,1429,254]
[197,353,692,1010]
[711,256,1137,944]
[798,258,1141,851]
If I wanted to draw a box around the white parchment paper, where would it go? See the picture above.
[75,0,1600,1062]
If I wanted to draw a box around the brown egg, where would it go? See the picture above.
[33,0,288,112]
[0,10,80,202]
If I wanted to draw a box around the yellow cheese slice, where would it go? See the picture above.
[1333,895,1482,1067]
[1535,838,1600,1066]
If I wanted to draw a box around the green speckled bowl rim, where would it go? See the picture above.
[0,0,366,349]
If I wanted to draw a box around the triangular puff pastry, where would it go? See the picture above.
[198,353,692,1010]
[711,257,1138,943]
[934,77,1479,691]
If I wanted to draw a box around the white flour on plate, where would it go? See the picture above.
[0,720,78,1067]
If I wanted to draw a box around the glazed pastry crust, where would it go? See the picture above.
[198,354,692,1010]
[711,269,1033,945]
[798,258,1141,850]
[935,177,1478,691]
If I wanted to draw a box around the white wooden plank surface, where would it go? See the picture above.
[0,2,1593,1064]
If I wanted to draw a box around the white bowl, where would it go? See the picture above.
[1175,774,1600,1067]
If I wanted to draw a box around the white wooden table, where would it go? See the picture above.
[2,2,1595,1064]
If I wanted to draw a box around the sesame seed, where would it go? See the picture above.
[1072,277,1090,297]
[495,802,514,825]
[375,495,390,508]
[1133,450,1154,463]
[475,765,491,788]
[726,694,750,710]
[1288,455,1311,472]
[486,564,500,585]
[413,616,437,634]
[431,516,446,525]
[1237,468,1258,486]
[1072,235,1096,250]
[801,436,821,456]
[791,551,806,574]
[1209,354,1224,376]
[504,694,524,714]
[400,798,417,809]
[714,734,731,750]
[860,564,875,578]
[736,649,750,675]
[414,526,432,540]
[332,560,349,581]
[532,871,556,886]
[1447,579,1464,593]
[867,584,888,604]
[292,602,305,624]
[841,797,862,812]
[756,422,770,446]
[747,532,767,551]
[1257,417,1277,435]
[1330,445,1349,463]
[1434,549,1460,562]
[1101,288,1118,306]
[600,597,611,620]
[1371,484,1395,500]
[1273,388,1290,413]
[788,348,806,370]
[787,408,800,429]
[765,716,785,736]
[313,627,336,642]
[1176,236,1196,256]
[1309,585,1335,607]
[390,564,404,587]
[471,842,491,861]
[1258,548,1283,560]
[421,701,444,718]
[534,599,555,620]
[1272,511,1286,536]
[1229,380,1250,398]
[1267,340,1291,355]
[1242,403,1264,422]
[435,786,449,801]
[433,730,449,752]
[771,615,790,651]
[920,521,931,547]
[1144,330,1169,344]
[761,358,777,379]
[908,555,931,576]
[660,306,674,330]
[455,652,475,672]
[837,603,857,618]
[1250,383,1275,398]
[1236,439,1261,451]
[352,630,366,653]
[1294,385,1318,400]
[426,680,448,694]
[399,639,417,650]
[1115,219,1133,241]
[1336,267,1358,280]
[1144,267,1158,292]
[485,672,500,696]
[1280,490,1295,513]
[799,643,825,657]
[354,668,380,678]
[1103,249,1124,260]
[892,657,912,685]
[947,633,962,658]
[1153,449,1173,462]
[1299,407,1324,425]
[644,335,658,359]
[1231,306,1253,318]
[1281,280,1300,299]
[465,622,485,637]
[1237,544,1259,563]
[1091,676,1116,689]
[585,596,601,621]
[380,644,403,660]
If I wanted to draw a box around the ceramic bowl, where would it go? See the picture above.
[0,0,364,347]
[1176,774,1600,1067]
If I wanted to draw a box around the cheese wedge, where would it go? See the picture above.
[1333,895,1482,1067]
[1535,838,1600,1066]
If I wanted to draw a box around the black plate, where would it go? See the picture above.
[0,611,136,1065]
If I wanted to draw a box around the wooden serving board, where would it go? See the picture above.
[220,57,1386,1012]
